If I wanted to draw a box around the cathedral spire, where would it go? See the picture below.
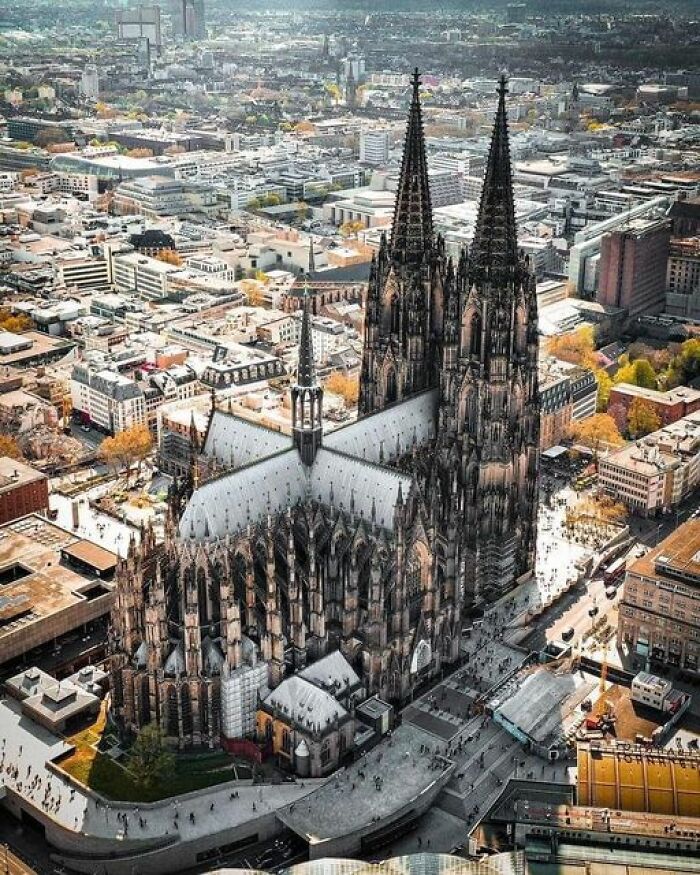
[470,74,518,272]
[390,68,433,265]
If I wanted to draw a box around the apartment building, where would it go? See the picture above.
[599,411,700,515]
[618,520,700,672]
[71,363,146,434]
[609,383,700,428]
[538,357,598,450]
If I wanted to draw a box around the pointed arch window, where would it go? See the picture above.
[390,293,401,335]
[469,312,482,358]
[385,368,397,404]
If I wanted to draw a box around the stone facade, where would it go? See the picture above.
[109,72,540,748]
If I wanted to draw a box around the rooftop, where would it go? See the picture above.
[0,456,47,493]
[628,519,700,587]
[277,722,455,845]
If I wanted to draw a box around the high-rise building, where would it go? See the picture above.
[176,0,205,40]
[115,4,162,48]
[109,71,540,748]
[359,129,390,166]
[597,218,671,316]
[79,65,99,100]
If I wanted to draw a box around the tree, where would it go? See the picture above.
[627,398,661,438]
[259,193,281,207]
[126,723,174,791]
[596,369,612,411]
[95,101,117,119]
[325,372,359,406]
[0,309,32,333]
[340,220,365,238]
[154,249,182,266]
[546,325,596,370]
[0,434,23,460]
[126,147,154,158]
[570,413,624,449]
[99,424,152,484]
[296,201,310,223]
[614,356,657,390]
[665,338,700,388]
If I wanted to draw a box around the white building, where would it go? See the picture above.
[359,130,390,166]
[71,363,146,434]
[80,65,100,100]
[598,411,700,515]
[113,251,182,300]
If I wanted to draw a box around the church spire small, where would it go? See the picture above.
[297,281,316,388]
[470,73,518,272]
[291,281,323,466]
[307,236,316,276]
[389,68,433,265]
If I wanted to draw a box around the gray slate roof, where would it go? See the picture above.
[204,409,289,469]
[325,389,438,465]
[181,389,434,539]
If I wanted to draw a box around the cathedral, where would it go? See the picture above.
[109,72,540,748]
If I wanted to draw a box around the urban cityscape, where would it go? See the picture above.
[0,1,699,874]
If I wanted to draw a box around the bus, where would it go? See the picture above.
[603,555,627,587]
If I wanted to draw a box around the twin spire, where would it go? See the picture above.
[388,70,518,271]
[468,74,518,271]
[390,68,434,265]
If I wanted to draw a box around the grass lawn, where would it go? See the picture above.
[58,705,252,803]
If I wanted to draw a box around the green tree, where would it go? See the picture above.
[614,356,657,390]
[627,397,661,438]
[126,723,174,791]
[665,339,700,387]
[596,369,612,411]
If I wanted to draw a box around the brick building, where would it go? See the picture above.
[598,218,671,317]
[0,457,48,525]
[608,383,700,428]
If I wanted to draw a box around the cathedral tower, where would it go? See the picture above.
[359,69,444,415]
[438,75,539,604]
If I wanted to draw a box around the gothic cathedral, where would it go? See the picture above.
[109,72,539,748]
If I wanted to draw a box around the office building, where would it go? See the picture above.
[598,218,671,316]
[115,4,162,48]
[598,410,700,515]
[666,236,700,320]
[71,363,146,434]
[79,65,99,100]
[618,520,700,671]
[359,129,390,166]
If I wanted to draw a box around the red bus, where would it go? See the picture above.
[603,555,626,587]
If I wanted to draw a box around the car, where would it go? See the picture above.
[589,606,599,617]
[562,627,575,641]
[605,586,617,599]
[81,425,91,432]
